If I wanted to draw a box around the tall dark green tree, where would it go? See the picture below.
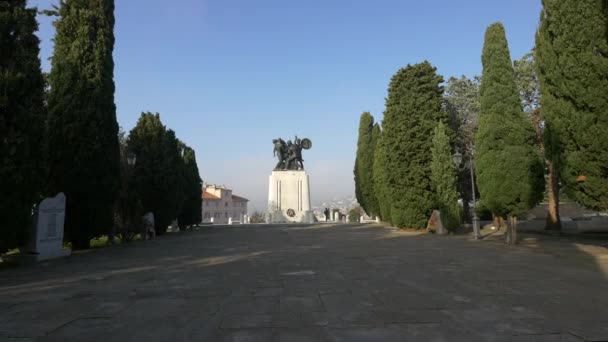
[536,0,608,211]
[372,128,391,223]
[430,122,461,231]
[514,51,561,231]
[46,0,119,249]
[369,124,381,216]
[159,129,186,233]
[354,112,379,217]
[0,0,46,253]
[381,61,447,228]
[128,113,170,234]
[127,113,191,235]
[476,23,544,244]
[177,146,202,228]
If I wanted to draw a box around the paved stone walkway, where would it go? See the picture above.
[1,223,608,341]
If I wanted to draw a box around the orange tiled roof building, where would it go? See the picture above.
[202,183,249,224]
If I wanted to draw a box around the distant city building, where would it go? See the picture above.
[202,183,248,224]
[312,195,361,221]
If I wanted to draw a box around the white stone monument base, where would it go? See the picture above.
[268,170,313,223]
[13,192,72,263]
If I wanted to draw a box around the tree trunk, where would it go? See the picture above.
[506,215,518,245]
[493,215,506,230]
[545,161,561,230]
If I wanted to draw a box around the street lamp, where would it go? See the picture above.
[115,152,138,244]
[453,149,481,240]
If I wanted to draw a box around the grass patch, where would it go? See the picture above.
[89,234,145,249]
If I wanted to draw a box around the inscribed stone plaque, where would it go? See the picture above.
[30,193,68,259]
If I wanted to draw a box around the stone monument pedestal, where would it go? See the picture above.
[268,170,313,223]
[4,193,71,263]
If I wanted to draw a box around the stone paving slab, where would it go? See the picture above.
[0,223,607,341]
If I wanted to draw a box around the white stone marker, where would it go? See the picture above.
[26,193,71,261]
[228,217,233,225]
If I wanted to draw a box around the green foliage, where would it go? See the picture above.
[128,113,170,234]
[348,207,361,223]
[380,61,447,228]
[127,113,201,234]
[158,129,186,234]
[114,129,143,243]
[444,75,481,221]
[474,202,494,220]
[430,122,461,230]
[536,0,608,210]
[46,0,119,249]
[354,112,379,217]
[444,75,481,152]
[372,129,392,223]
[476,23,544,217]
[249,211,266,224]
[177,146,203,227]
[0,0,46,253]
[513,52,540,114]
[514,51,544,151]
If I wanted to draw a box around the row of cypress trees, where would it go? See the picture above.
[354,33,544,237]
[356,62,463,230]
[1,0,202,252]
[127,112,202,236]
[356,0,608,241]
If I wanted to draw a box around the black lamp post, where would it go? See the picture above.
[117,152,137,243]
[453,150,481,240]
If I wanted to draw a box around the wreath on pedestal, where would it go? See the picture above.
[286,209,296,217]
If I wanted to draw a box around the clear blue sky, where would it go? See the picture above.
[31,0,542,212]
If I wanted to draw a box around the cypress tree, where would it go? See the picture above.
[158,129,186,234]
[430,122,461,230]
[514,51,561,231]
[354,112,379,217]
[369,123,381,217]
[47,0,119,249]
[382,61,447,228]
[373,128,391,223]
[476,23,544,244]
[354,155,362,212]
[177,146,202,228]
[536,0,608,211]
[0,0,46,253]
[127,112,168,234]
[127,113,189,235]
